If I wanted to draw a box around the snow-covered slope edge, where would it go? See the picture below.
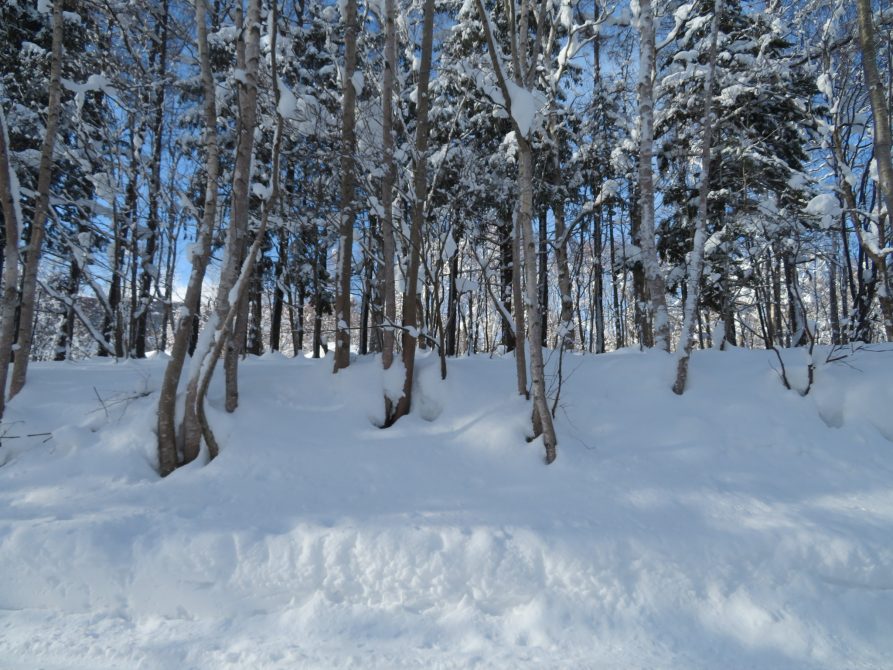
[0,348,891,669]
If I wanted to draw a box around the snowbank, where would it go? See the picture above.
[0,347,891,668]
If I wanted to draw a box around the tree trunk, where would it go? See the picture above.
[629,191,652,347]
[332,0,359,373]
[553,192,574,350]
[473,0,557,461]
[593,208,606,353]
[270,227,288,351]
[538,208,548,346]
[518,138,557,463]
[0,106,21,420]
[379,0,397,369]
[378,0,397,375]
[634,0,670,352]
[216,0,261,411]
[784,250,808,346]
[387,0,434,425]
[9,0,63,399]
[157,0,221,475]
[191,0,282,462]
[246,241,265,356]
[134,0,170,358]
[499,217,515,351]
[53,239,81,361]
[608,204,624,348]
[512,207,528,397]
[857,0,893,264]
[673,0,720,395]
[446,246,459,356]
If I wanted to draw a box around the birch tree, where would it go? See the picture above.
[856,0,893,337]
[471,0,560,462]
[634,0,670,352]
[673,0,721,395]
[217,0,262,412]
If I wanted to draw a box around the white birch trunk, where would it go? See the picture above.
[474,0,558,462]
[673,0,722,395]
[635,0,671,352]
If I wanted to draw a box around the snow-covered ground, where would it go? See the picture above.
[1,346,891,669]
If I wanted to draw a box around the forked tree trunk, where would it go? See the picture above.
[474,0,558,462]
[386,0,435,425]
[157,0,221,475]
[9,0,63,400]
[190,0,282,463]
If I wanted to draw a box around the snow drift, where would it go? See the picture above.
[0,346,891,669]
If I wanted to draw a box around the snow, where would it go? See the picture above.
[805,193,842,230]
[36,0,50,14]
[351,71,364,96]
[504,80,544,138]
[1,348,893,668]
[718,84,753,106]
[816,73,833,100]
[276,78,298,119]
[557,0,573,30]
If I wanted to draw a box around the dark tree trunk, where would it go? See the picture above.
[538,208,548,346]
[269,227,288,351]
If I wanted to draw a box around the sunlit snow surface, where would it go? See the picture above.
[1,346,891,669]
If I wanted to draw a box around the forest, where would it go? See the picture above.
[1,0,892,465]
[2,1,893,667]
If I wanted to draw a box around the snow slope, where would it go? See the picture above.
[0,346,891,669]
